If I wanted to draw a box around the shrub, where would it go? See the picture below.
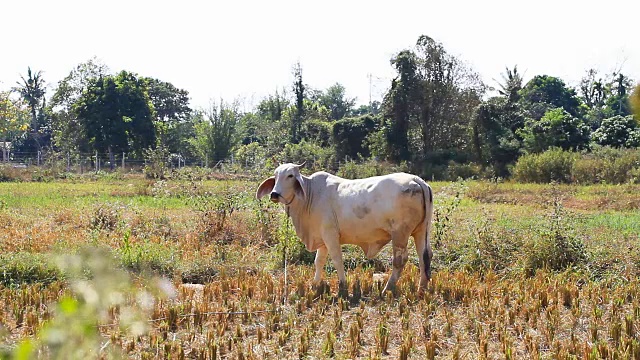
[521,199,587,275]
[519,108,590,153]
[271,212,315,267]
[572,146,640,184]
[118,230,177,277]
[143,145,170,179]
[0,252,62,286]
[591,115,640,148]
[332,115,378,160]
[444,161,484,180]
[512,148,577,183]
[188,187,241,243]
[234,142,267,169]
[90,202,123,230]
[337,159,409,179]
[276,140,335,173]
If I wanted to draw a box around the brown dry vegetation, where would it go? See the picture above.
[1,175,639,359]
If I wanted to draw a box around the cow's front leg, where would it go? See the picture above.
[313,246,328,285]
[383,244,409,294]
[322,229,347,297]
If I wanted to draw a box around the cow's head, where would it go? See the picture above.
[256,163,307,204]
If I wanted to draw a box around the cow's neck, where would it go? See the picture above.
[285,177,314,248]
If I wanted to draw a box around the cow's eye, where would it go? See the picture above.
[287,174,294,178]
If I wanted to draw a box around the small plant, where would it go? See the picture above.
[433,181,467,246]
[188,183,240,242]
[522,191,587,275]
[90,202,123,231]
[322,330,336,357]
[375,319,389,355]
[143,145,170,179]
[118,234,177,277]
[271,212,315,267]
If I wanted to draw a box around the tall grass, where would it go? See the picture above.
[514,146,640,184]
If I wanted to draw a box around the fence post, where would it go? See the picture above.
[122,152,125,170]
[67,152,70,172]
[37,151,41,166]
[205,155,208,168]
[95,151,99,172]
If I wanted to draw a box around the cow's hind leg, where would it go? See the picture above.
[383,231,410,294]
[412,222,431,292]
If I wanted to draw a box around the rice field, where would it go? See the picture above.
[1,173,639,359]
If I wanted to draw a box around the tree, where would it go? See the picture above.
[631,83,640,120]
[332,115,378,160]
[604,73,633,117]
[291,62,305,144]
[520,75,584,120]
[472,96,523,176]
[472,66,526,175]
[579,69,608,109]
[142,77,192,154]
[244,90,291,154]
[496,66,523,104]
[519,108,590,153]
[318,83,356,121]
[382,50,420,162]
[257,90,287,123]
[14,67,48,151]
[0,91,30,156]
[74,71,156,165]
[351,101,381,116]
[189,100,239,164]
[591,115,640,148]
[413,35,484,159]
[382,36,485,165]
[302,119,332,147]
[50,58,110,154]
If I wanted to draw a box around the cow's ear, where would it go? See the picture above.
[294,172,307,199]
[256,177,275,199]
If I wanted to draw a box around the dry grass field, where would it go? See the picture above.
[1,171,640,359]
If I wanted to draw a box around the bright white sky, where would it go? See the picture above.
[1,0,638,110]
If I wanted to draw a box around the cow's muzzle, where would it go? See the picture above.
[270,192,280,203]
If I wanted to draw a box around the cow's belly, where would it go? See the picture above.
[340,226,390,246]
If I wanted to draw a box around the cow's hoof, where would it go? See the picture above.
[337,282,349,299]
[381,284,399,299]
[314,281,330,298]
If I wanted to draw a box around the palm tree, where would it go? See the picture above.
[496,66,523,104]
[15,67,46,132]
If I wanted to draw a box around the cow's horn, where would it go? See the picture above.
[296,161,306,168]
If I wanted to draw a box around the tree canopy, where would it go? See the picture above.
[3,35,638,180]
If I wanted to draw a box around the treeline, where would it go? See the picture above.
[1,35,640,180]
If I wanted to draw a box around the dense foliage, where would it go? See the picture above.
[2,35,638,180]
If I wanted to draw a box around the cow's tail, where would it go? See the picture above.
[415,177,434,281]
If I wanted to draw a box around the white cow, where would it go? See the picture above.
[256,163,434,294]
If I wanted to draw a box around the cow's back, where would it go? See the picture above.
[322,172,426,248]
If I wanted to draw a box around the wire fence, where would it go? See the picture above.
[0,150,269,174]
